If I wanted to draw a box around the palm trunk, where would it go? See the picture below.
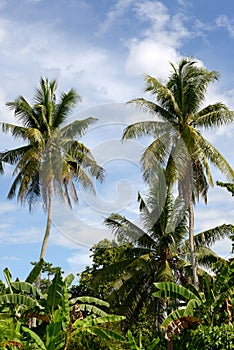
[188,195,199,289]
[167,339,173,350]
[36,176,54,288]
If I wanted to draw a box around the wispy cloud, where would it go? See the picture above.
[216,15,234,37]
[98,0,134,35]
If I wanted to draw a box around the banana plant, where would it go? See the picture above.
[0,264,126,349]
[153,259,234,340]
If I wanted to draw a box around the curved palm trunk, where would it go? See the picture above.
[36,176,54,288]
[39,178,54,260]
[188,195,199,289]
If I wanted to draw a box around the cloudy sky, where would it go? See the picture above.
[0,0,233,281]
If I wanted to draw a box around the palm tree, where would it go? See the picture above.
[94,175,232,327]
[122,58,234,288]
[98,186,188,327]
[0,78,104,262]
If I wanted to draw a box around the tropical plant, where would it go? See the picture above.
[122,58,234,288]
[0,78,104,264]
[91,176,232,329]
[153,258,234,341]
[127,330,160,350]
[0,265,126,349]
[178,323,234,350]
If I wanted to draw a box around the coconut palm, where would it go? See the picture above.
[0,78,104,262]
[122,58,234,288]
[94,173,232,327]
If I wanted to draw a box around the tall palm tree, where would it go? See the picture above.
[122,58,234,288]
[0,78,104,261]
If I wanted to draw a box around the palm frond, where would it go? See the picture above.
[0,145,32,165]
[217,181,234,196]
[197,135,234,181]
[193,103,234,128]
[127,98,175,123]
[53,88,81,127]
[104,214,146,244]
[145,75,181,119]
[194,224,234,247]
[61,117,97,139]
[6,97,40,128]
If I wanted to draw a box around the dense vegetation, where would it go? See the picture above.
[0,58,233,349]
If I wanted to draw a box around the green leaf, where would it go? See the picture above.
[79,304,108,317]
[146,337,160,350]
[74,314,125,328]
[153,282,201,302]
[0,294,41,309]
[63,273,74,287]
[89,327,125,342]
[3,268,13,293]
[76,296,109,308]
[11,281,41,297]
[47,272,64,315]
[127,330,140,350]
[46,309,64,350]
[22,326,47,350]
[26,259,44,283]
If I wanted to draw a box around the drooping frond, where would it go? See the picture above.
[217,181,234,196]
[6,97,40,128]
[140,132,173,182]
[1,123,30,141]
[127,98,175,123]
[194,224,234,248]
[0,145,32,165]
[104,213,146,244]
[196,134,234,181]
[61,117,97,139]
[193,103,234,129]
[122,120,170,140]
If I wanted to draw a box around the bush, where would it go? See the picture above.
[174,324,234,350]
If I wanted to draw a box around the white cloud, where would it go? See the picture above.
[125,39,180,79]
[67,248,93,274]
[216,15,234,38]
[50,211,111,249]
[125,1,190,79]
[0,226,43,245]
[98,0,134,35]
[0,202,17,214]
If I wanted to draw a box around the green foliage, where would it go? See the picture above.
[153,259,234,347]
[0,265,126,349]
[174,324,234,350]
[26,259,45,284]
[127,330,160,350]
[217,181,234,196]
[30,260,63,292]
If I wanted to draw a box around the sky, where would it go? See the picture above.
[0,0,233,282]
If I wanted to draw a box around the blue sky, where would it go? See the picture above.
[0,0,234,281]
